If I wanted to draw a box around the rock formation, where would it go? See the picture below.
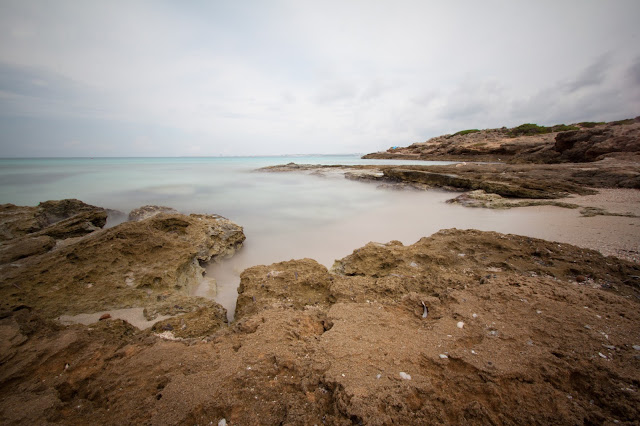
[128,205,179,221]
[1,228,638,424]
[363,118,640,164]
[0,201,245,322]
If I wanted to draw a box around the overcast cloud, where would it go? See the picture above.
[1,0,639,157]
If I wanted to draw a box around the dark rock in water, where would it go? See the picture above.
[383,168,555,199]
[128,205,179,221]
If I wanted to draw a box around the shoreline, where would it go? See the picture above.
[1,147,639,423]
[1,202,638,423]
[260,162,640,264]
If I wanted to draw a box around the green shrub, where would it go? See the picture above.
[551,124,579,132]
[578,121,605,128]
[452,129,480,137]
[611,118,634,126]
[508,123,552,137]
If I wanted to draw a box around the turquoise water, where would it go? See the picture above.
[0,155,574,319]
[0,156,453,213]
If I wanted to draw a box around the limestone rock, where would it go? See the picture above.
[363,118,640,164]
[1,229,639,424]
[0,205,245,319]
[128,205,179,221]
[554,124,640,162]
[0,199,106,242]
[235,258,333,320]
[0,235,56,264]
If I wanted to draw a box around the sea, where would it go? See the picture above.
[0,155,575,318]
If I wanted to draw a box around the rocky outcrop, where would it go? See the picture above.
[363,118,640,164]
[554,124,640,162]
[382,168,557,198]
[235,258,334,320]
[128,205,179,221]
[1,229,639,424]
[0,199,107,241]
[0,201,245,322]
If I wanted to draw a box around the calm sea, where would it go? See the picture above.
[0,156,576,318]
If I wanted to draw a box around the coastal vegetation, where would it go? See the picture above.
[578,121,606,128]
[507,123,579,137]
[612,118,635,125]
[451,128,480,137]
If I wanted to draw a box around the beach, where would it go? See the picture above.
[1,128,639,423]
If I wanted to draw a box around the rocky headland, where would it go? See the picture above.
[263,119,640,213]
[362,118,640,164]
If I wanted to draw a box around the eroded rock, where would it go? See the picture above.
[0,199,106,242]
[128,205,179,221]
[0,203,245,321]
[0,229,639,424]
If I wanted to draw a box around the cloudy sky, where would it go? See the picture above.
[1,1,639,157]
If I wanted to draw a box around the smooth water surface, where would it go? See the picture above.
[0,156,582,319]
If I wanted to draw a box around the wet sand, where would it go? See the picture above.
[207,187,640,319]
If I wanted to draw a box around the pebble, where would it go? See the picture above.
[598,352,607,359]
[457,321,465,329]
[439,354,448,359]
[99,313,111,321]
[633,345,640,351]
[399,372,411,380]
[376,374,381,379]
[472,313,478,319]
[218,419,226,426]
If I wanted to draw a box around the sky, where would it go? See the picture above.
[0,1,639,157]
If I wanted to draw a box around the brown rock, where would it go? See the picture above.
[0,235,56,264]
[0,230,639,424]
[0,199,107,242]
[362,118,640,164]
[128,205,179,221]
[99,313,111,321]
[0,206,245,319]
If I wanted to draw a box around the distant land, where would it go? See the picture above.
[363,117,640,164]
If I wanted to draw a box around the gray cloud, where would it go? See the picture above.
[1,0,639,157]
[562,54,612,94]
[628,56,640,86]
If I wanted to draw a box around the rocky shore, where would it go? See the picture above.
[0,196,639,424]
[1,118,639,424]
